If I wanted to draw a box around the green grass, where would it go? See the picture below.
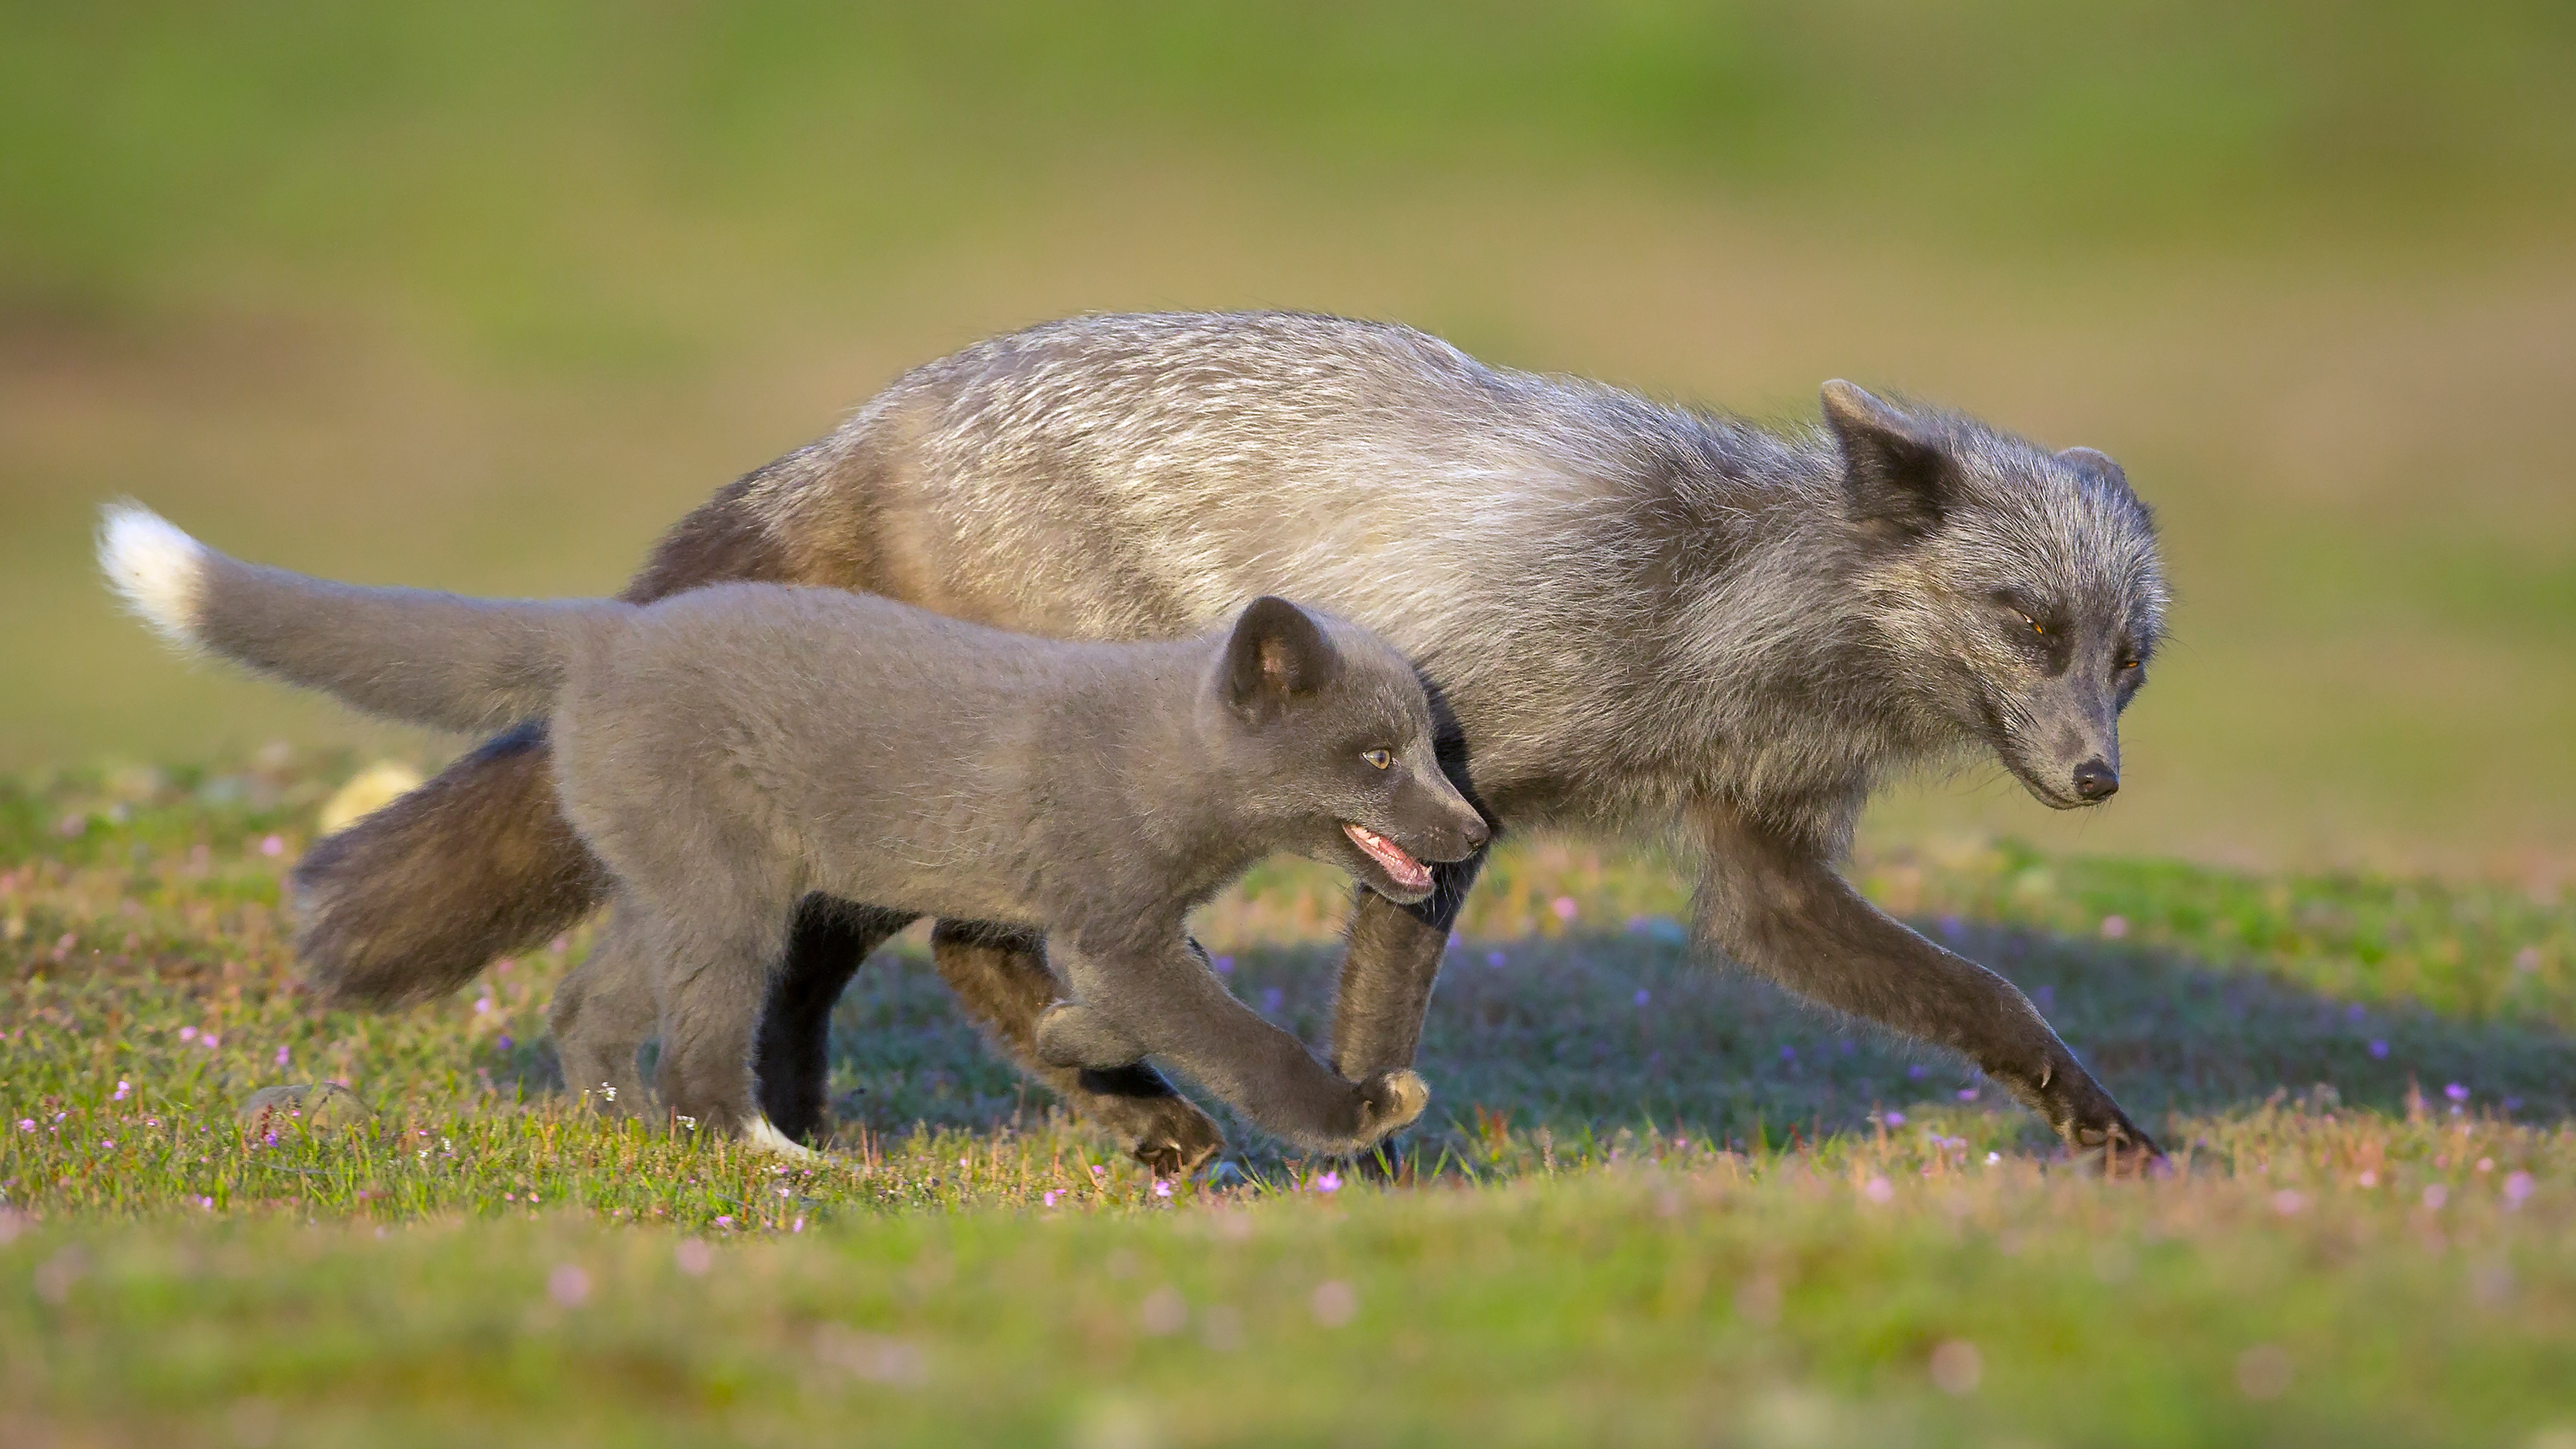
[6,755,2575,1446]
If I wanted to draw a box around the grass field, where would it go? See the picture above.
[6,756,2572,1446]
[8,6,2575,1445]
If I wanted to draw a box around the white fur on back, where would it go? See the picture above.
[97,503,207,649]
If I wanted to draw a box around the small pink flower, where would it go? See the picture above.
[2271,1189,2305,1216]
[1863,1176,1894,1203]
[1314,1171,1341,1194]
[2099,914,2129,940]
[201,1034,219,1049]
[1089,1165,1106,1178]
[112,1080,130,1102]
[1551,896,1578,922]
[1882,1112,1905,1127]
[1152,1180,1173,1198]
[715,1215,734,1228]
[792,1217,805,1233]
[2503,1172,2534,1206]
[274,1046,289,1067]
[179,1027,197,1041]
[1044,1191,1059,1208]
[2445,1082,2470,1102]
[259,835,284,857]
[99,1139,114,1149]
[15,1120,31,1132]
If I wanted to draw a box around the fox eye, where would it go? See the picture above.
[2118,658,2141,672]
[2019,612,2045,636]
[1363,748,1393,769]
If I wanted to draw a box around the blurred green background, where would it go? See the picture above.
[4,1,2570,877]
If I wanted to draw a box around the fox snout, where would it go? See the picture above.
[1991,679,2127,811]
[1402,777,1490,863]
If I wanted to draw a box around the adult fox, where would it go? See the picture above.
[285,311,2168,1171]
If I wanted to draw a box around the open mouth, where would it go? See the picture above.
[1342,822,1433,892]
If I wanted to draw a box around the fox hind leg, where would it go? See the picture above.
[549,900,661,1117]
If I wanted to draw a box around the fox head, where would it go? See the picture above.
[1824,380,2167,810]
[1204,596,1491,902]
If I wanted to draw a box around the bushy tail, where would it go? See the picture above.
[98,504,617,732]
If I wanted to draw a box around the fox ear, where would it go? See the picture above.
[1823,380,1954,535]
[2056,445,2130,492]
[1224,596,1339,714]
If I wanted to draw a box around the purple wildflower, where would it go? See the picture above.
[1551,896,1578,922]
[1314,1171,1342,1194]
[2444,1082,2469,1102]
[259,834,284,857]
[2369,1040,2389,1059]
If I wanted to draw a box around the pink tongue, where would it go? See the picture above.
[1344,823,1432,889]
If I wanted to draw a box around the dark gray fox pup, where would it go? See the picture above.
[99,505,1487,1155]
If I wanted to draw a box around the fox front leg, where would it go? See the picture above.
[1045,935,1432,1156]
[929,921,1224,1177]
[1694,800,2162,1173]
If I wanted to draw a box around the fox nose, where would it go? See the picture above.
[1460,815,1491,851]
[2072,759,2119,802]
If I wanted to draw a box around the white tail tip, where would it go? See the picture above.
[97,502,207,647]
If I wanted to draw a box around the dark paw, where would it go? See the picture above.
[1124,1094,1226,1177]
[2069,1118,2167,1179]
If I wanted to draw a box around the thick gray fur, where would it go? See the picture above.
[284,310,2169,1168]
[104,517,1485,1155]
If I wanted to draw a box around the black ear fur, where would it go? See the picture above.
[1223,596,1338,713]
[1822,379,1954,535]
[2056,445,2130,492]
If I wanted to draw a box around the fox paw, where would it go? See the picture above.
[1129,1101,1225,1178]
[1354,1069,1430,1142]
[2068,1120,2168,1179]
